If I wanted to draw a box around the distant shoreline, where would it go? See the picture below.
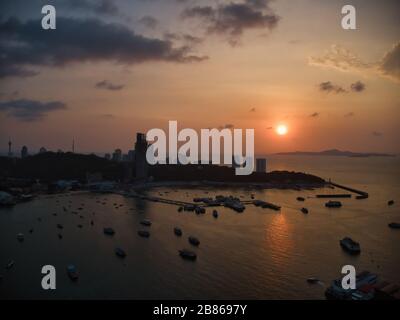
[273,149,396,158]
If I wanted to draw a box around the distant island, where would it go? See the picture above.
[274,149,396,158]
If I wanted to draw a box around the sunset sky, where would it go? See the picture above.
[0,0,399,155]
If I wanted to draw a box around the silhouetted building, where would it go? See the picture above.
[112,149,122,162]
[104,153,111,160]
[135,133,148,179]
[21,146,28,158]
[127,150,135,162]
[39,147,47,154]
[7,139,13,157]
[256,158,267,173]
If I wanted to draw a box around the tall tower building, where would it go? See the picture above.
[256,158,267,173]
[7,138,12,157]
[135,133,148,179]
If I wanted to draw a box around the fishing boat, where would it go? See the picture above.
[115,248,127,258]
[340,237,361,254]
[301,208,309,214]
[103,227,115,235]
[297,197,305,202]
[213,210,218,218]
[16,233,24,242]
[325,201,342,208]
[174,227,182,236]
[188,236,200,246]
[388,200,394,206]
[138,230,150,238]
[179,249,197,261]
[140,219,152,226]
[388,222,400,229]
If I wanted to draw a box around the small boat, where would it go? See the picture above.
[29,228,34,233]
[307,277,319,284]
[178,207,183,212]
[103,227,115,235]
[58,234,63,239]
[16,233,24,242]
[188,236,200,246]
[325,201,342,208]
[77,224,83,228]
[340,237,361,254]
[174,227,182,236]
[67,265,79,281]
[140,219,152,227]
[388,222,400,229]
[57,224,63,229]
[388,200,394,206]
[90,220,94,226]
[356,194,368,200]
[297,197,305,202]
[138,230,150,238]
[301,208,309,214]
[213,210,218,218]
[179,249,197,261]
[6,260,15,270]
[115,248,127,258]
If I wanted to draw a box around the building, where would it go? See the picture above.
[112,149,122,162]
[39,147,47,154]
[21,146,28,158]
[104,153,111,160]
[7,139,13,157]
[127,150,135,162]
[135,133,148,179]
[255,158,267,173]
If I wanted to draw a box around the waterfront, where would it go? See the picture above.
[0,155,399,299]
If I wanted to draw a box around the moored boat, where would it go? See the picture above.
[179,249,197,261]
[67,265,79,281]
[188,236,200,246]
[340,237,361,254]
[325,201,342,208]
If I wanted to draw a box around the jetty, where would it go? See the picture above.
[329,182,369,198]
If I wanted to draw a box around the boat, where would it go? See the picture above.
[115,248,127,258]
[138,230,150,238]
[188,236,200,246]
[67,265,79,281]
[174,227,182,236]
[388,200,394,206]
[301,208,309,214]
[297,197,305,202]
[340,237,361,254]
[325,271,378,300]
[179,249,197,261]
[16,233,24,242]
[103,227,115,235]
[307,277,319,284]
[325,201,342,208]
[6,260,15,270]
[140,219,152,226]
[388,222,400,229]
[178,207,183,212]
[356,194,368,200]
[212,210,218,218]
[19,194,35,202]
[57,224,63,229]
[58,234,63,239]
[195,206,206,214]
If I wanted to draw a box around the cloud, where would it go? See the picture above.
[95,80,124,91]
[0,17,208,78]
[249,107,256,112]
[218,124,235,129]
[310,112,319,118]
[266,126,273,130]
[350,81,366,92]
[66,0,119,16]
[310,42,400,83]
[138,15,158,29]
[344,112,355,117]
[372,131,383,137]
[181,0,280,46]
[99,113,115,119]
[318,81,347,94]
[0,99,66,121]
[379,42,400,82]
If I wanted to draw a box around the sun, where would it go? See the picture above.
[276,125,288,136]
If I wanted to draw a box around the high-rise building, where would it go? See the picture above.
[7,139,12,157]
[21,146,28,158]
[104,153,111,160]
[112,149,122,162]
[135,133,148,179]
[256,158,267,173]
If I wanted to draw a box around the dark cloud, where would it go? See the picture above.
[0,16,208,78]
[163,33,204,46]
[95,80,124,91]
[310,112,319,118]
[249,107,256,112]
[181,0,279,46]
[350,81,366,92]
[0,99,66,121]
[372,131,383,137]
[380,42,400,82]
[66,0,119,16]
[344,112,355,117]
[138,15,158,29]
[318,81,347,94]
[266,126,273,130]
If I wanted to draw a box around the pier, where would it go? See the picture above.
[329,182,369,198]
